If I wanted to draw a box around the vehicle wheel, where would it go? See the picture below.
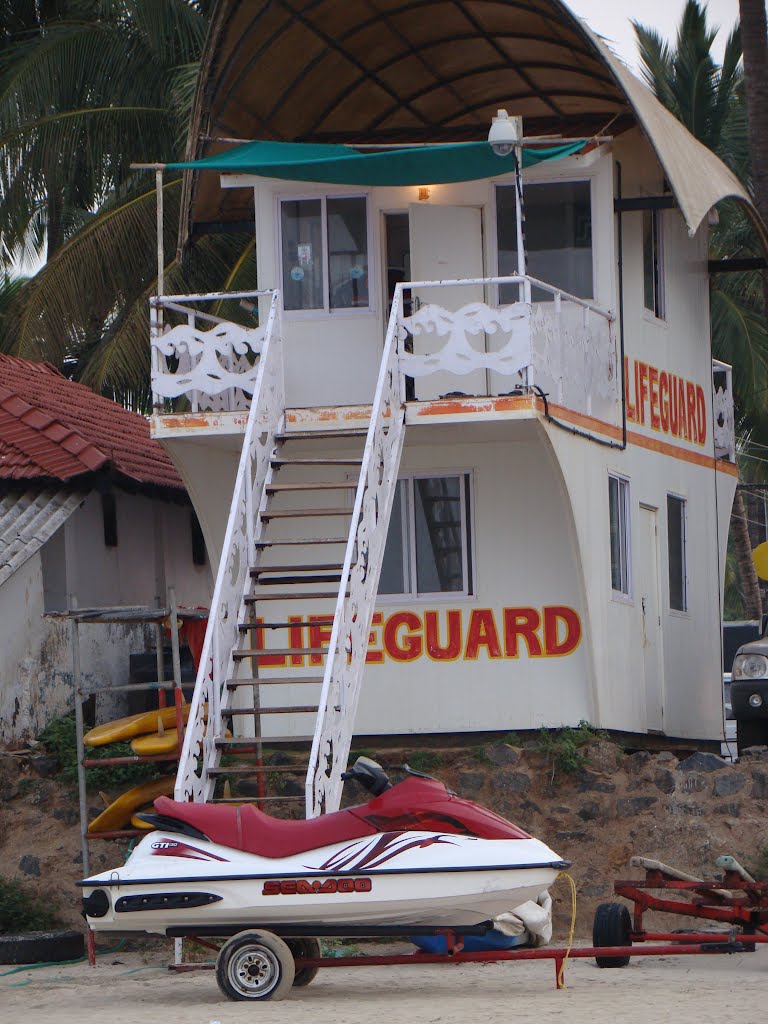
[215,930,295,1001]
[592,902,632,968]
[736,718,768,754]
[286,936,321,987]
[0,929,85,965]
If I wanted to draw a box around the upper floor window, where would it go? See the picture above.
[609,474,631,596]
[280,195,370,312]
[643,209,665,319]
[379,473,473,598]
[496,180,593,303]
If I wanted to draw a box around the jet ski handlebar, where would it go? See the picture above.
[341,756,393,797]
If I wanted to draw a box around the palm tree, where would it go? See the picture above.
[634,0,768,618]
[0,0,256,404]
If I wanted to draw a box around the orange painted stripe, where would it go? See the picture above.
[541,399,739,476]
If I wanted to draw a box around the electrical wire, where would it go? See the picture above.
[556,871,578,988]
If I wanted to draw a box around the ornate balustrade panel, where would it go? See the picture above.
[175,293,284,802]
[150,290,271,413]
[307,290,407,817]
[399,300,532,379]
[712,361,735,462]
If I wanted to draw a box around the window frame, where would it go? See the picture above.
[642,208,666,321]
[277,190,375,319]
[666,492,688,613]
[608,473,632,599]
[377,470,475,602]
[492,176,596,305]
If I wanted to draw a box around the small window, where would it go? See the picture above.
[496,180,593,303]
[281,195,370,312]
[667,495,687,611]
[608,474,631,595]
[379,474,473,597]
[101,492,118,548]
[643,209,665,319]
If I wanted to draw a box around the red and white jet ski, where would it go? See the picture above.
[80,758,567,937]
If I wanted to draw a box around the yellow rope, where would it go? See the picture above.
[556,871,578,988]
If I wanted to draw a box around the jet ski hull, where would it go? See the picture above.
[80,829,566,935]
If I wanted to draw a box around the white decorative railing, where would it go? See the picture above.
[399,275,617,423]
[175,291,283,802]
[712,358,735,462]
[150,290,270,413]
[306,287,407,817]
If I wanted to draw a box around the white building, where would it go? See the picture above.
[143,1,764,814]
[0,355,212,742]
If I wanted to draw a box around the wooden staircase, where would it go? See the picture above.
[208,429,367,811]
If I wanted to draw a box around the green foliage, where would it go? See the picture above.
[39,713,160,789]
[0,876,60,934]
[750,846,768,881]
[405,750,442,773]
[502,732,522,746]
[536,721,608,784]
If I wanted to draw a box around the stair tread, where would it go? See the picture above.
[276,429,367,440]
[209,796,305,803]
[251,563,343,574]
[255,537,348,546]
[262,508,352,518]
[217,736,311,746]
[226,676,322,686]
[208,765,308,775]
[245,591,345,601]
[254,574,342,585]
[239,620,332,631]
[266,482,356,492]
[233,647,327,657]
[223,705,319,715]
[272,457,363,466]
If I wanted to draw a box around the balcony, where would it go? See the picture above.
[150,276,620,427]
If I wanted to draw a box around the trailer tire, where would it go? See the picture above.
[592,903,631,967]
[286,936,321,986]
[216,930,295,1001]
[0,929,85,965]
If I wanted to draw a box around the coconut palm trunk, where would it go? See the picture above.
[739,0,768,309]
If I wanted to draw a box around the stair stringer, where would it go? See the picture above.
[306,296,408,817]
[175,293,284,802]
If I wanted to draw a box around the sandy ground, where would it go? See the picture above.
[2,942,765,1024]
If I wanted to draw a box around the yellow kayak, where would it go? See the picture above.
[83,705,191,747]
[87,776,175,833]
[131,723,228,756]
[130,730,180,756]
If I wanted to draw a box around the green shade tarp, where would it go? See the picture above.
[168,140,585,186]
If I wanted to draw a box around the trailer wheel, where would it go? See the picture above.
[593,903,632,967]
[215,930,295,1001]
[286,936,321,987]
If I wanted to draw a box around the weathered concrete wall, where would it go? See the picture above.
[0,490,214,744]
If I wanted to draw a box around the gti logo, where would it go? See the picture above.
[151,840,179,850]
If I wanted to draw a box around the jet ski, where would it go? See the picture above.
[80,757,567,937]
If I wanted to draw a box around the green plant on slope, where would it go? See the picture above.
[39,712,160,790]
[0,876,60,934]
[537,720,608,785]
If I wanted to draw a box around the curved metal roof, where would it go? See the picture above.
[180,0,761,249]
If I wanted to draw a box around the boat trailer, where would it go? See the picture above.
[87,857,768,998]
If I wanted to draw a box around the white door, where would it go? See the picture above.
[638,504,664,732]
[408,204,486,400]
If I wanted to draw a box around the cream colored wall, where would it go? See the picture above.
[229,144,617,407]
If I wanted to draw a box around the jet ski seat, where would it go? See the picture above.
[153,796,375,858]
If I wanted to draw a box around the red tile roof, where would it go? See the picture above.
[0,355,183,489]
